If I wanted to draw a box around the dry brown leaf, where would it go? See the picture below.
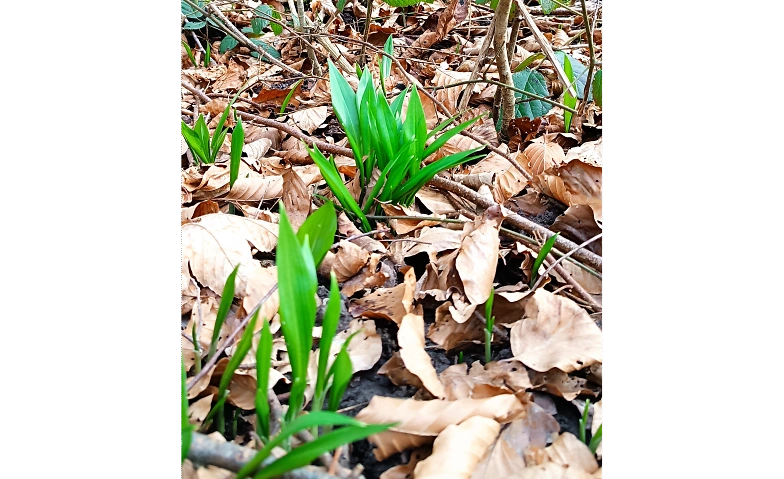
[281,168,310,230]
[455,205,504,315]
[212,58,246,91]
[440,361,531,400]
[378,352,425,389]
[339,319,383,373]
[331,240,371,282]
[510,289,602,373]
[469,153,529,203]
[415,187,458,215]
[349,266,416,325]
[181,213,278,296]
[290,106,328,134]
[470,434,527,479]
[564,138,602,167]
[550,205,602,256]
[400,227,463,264]
[519,462,595,479]
[379,203,444,234]
[546,433,598,474]
[427,301,484,351]
[529,369,594,401]
[414,416,501,479]
[555,260,601,295]
[188,393,214,423]
[356,395,524,459]
[523,141,567,176]
[398,306,446,398]
[197,465,234,479]
[432,69,476,116]
[380,448,430,479]
[340,252,391,296]
[337,213,387,254]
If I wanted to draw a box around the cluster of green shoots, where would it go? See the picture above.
[182,201,393,478]
[578,399,603,455]
[307,36,486,232]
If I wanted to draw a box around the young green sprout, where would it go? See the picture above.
[484,287,496,364]
[530,233,559,288]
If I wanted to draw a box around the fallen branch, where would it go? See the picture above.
[188,432,343,479]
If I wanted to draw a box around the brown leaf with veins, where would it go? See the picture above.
[545,433,598,474]
[401,227,462,264]
[281,168,309,230]
[349,267,415,325]
[398,305,446,398]
[331,240,371,282]
[455,205,504,310]
[528,369,595,401]
[510,289,602,373]
[469,152,529,203]
[520,462,595,479]
[188,393,214,423]
[180,214,279,326]
[290,106,328,134]
[550,205,602,256]
[522,140,567,176]
[356,395,524,460]
[440,360,531,400]
[414,416,501,479]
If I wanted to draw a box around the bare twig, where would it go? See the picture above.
[547,253,602,311]
[188,432,343,479]
[430,77,579,115]
[456,21,495,113]
[359,0,374,66]
[578,0,599,115]
[492,0,516,138]
[532,232,602,290]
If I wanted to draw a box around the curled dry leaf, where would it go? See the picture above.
[415,187,458,215]
[290,106,329,134]
[545,433,599,474]
[428,301,484,351]
[188,393,214,423]
[379,203,445,234]
[227,373,257,409]
[550,205,602,256]
[379,448,431,479]
[332,240,371,282]
[398,305,446,398]
[439,360,531,400]
[529,369,595,401]
[523,140,567,176]
[401,227,463,264]
[356,395,524,459]
[468,152,530,203]
[510,289,602,373]
[281,168,310,230]
[378,352,425,389]
[349,266,416,325]
[414,416,501,479]
[340,252,391,296]
[455,205,504,312]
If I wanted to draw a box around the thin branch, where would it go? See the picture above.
[492,0,516,138]
[578,0,599,115]
[532,232,602,290]
[188,432,344,479]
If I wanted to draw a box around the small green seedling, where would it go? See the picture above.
[484,287,496,364]
[182,359,193,464]
[530,233,559,288]
[578,398,602,454]
[562,54,577,133]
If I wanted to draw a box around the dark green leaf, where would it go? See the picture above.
[249,39,281,62]
[538,0,557,14]
[336,0,348,10]
[220,35,239,53]
[514,52,545,72]
[380,35,393,90]
[251,17,266,34]
[182,360,192,463]
[396,148,484,204]
[181,121,208,165]
[194,115,211,163]
[183,21,206,30]
[511,69,552,119]
[307,144,371,232]
[589,424,602,454]
[328,61,363,165]
[421,115,482,160]
[256,422,393,479]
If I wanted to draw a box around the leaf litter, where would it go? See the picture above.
[181,1,602,478]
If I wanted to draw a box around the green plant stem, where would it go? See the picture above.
[484,327,492,364]
[359,0,374,66]
[531,232,602,290]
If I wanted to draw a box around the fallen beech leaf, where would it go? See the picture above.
[380,448,430,479]
[401,227,463,264]
[188,393,214,422]
[339,319,382,373]
[290,105,328,134]
[340,252,390,296]
[227,373,257,409]
[439,361,531,400]
[356,395,524,459]
[427,301,484,350]
[564,138,602,168]
[470,434,526,479]
[469,153,529,203]
[349,267,416,325]
[523,141,567,176]
[398,306,446,398]
[378,352,425,389]
[281,169,309,230]
[545,433,598,474]
[510,290,602,373]
[455,205,504,310]
[415,187,458,215]
[414,416,501,479]
[529,369,594,401]
[520,462,594,479]
[331,240,371,282]
[379,203,444,234]
[550,205,602,256]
